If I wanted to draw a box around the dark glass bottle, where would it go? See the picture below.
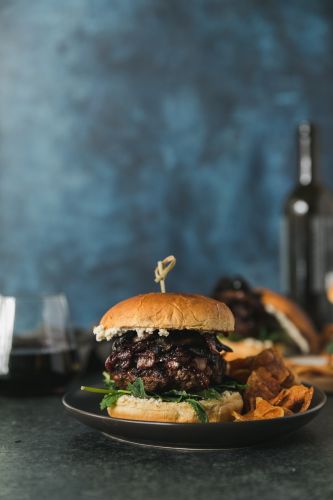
[281,122,333,328]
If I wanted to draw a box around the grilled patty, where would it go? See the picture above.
[105,331,230,392]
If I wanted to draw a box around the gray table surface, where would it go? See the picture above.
[1,391,332,500]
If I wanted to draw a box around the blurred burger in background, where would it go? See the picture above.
[212,277,319,359]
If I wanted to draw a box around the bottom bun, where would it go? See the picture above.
[107,391,243,423]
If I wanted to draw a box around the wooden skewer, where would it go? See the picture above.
[154,255,176,293]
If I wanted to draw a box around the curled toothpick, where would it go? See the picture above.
[154,255,176,293]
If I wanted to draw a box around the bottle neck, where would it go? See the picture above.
[298,122,319,186]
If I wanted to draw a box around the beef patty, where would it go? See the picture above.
[105,331,230,392]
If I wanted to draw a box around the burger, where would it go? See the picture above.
[86,292,243,423]
[212,277,319,358]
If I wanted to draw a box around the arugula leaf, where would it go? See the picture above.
[219,328,289,344]
[159,393,184,403]
[325,341,333,354]
[127,378,148,399]
[103,371,117,390]
[163,389,189,398]
[186,399,208,423]
[100,392,123,410]
[162,389,200,402]
[80,385,112,394]
[258,328,285,343]
[218,332,243,343]
[216,379,247,391]
[199,388,222,400]
[81,374,246,423]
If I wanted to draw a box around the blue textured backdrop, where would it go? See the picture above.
[0,0,333,326]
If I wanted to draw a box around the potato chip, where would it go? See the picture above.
[229,348,295,388]
[233,397,285,421]
[243,369,281,412]
[251,349,295,387]
[228,348,314,419]
[228,356,254,383]
[270,385,314,413]
[283,407,294,417]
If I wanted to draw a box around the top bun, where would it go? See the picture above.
[258,288,319,353]
[100,293,234,333]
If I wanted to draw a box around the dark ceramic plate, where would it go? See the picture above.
[62,385,326,450]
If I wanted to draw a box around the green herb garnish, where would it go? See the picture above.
[218,327,292,345]
[186,399,208,423]
[100,392,123,410]
[199,388,222,400]
[218,332,243,343]
[127,378,148,399]
[215,378,248,391]
[325,340,333,355]
[103,371,117,390]
[81,375,245,424]
[257,328,285,343]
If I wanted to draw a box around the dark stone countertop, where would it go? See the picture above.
[1,391,333,500]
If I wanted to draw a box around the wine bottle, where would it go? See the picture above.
[281,122,333,328]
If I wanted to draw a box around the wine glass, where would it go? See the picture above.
[0,293,80,395]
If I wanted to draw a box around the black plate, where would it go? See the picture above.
[62,385,327,450]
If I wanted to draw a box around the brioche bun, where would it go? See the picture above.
[100,293,234,334]
[222,288,319,359]
[224,338,277,361]
[258,288,319,353]
[107,391,243,423]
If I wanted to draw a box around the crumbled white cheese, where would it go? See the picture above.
[264,303,310,354]
[93,325,170,342]
[157,328,169,337]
